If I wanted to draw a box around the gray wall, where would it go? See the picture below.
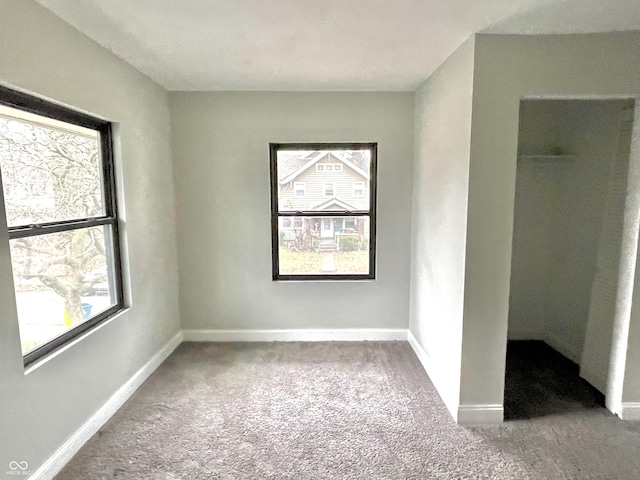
[509,100,631,366]
[461,32,640,416]
[508,102,566,341]
[409,37,475,417]
[169,92,414,331]
[0,0,180,473]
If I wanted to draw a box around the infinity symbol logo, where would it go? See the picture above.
[8,461,28,470]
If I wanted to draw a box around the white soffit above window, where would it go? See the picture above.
[36,0,640,92]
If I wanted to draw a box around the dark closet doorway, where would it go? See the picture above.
[505,98,636,419]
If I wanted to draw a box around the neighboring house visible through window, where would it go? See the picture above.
[270,143,377,280]
[0,86,124,366]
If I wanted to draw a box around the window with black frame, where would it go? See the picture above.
[270,143,377,280]
[0,86,124,366]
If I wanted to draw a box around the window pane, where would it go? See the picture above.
[277,149,370,212]
[9,225,119,354]
[0,105,105,227]
[324,183,334,197]
[294,182,305,198]
[278,216,370,275]
[353,181,365,197]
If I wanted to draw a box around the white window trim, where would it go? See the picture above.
[353,181,365,197]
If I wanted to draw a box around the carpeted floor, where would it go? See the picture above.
[56,341,640,479]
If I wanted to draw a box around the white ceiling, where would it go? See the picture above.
[36,0,640,91]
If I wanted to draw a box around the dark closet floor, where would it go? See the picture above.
[504,340,605,420]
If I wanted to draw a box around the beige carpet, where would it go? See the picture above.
[56,341,640,479]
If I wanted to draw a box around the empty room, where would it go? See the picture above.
[1,1,640,479]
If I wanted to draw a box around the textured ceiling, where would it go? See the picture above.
[36,0,640,91]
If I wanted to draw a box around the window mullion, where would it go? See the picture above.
[278,211,370,217]
[8,217,114,239]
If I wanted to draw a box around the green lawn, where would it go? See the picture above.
[279,248,369,275]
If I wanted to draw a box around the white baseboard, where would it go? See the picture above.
[620,402,640,420]
[182,328,408,342]
[407,331,459,422]
[408,332,503,425]
[457,404,504,425]
[31,331,183,480]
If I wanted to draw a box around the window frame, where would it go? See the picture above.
[0,85,125,366]
[270,142,377,281]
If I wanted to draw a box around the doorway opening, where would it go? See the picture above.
[505,98,636,419]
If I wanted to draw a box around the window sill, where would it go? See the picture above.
[24,306,130,375]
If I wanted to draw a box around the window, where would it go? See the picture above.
[324,183,335,197]
[0,86,124,366]
[283,218,292,228]
[294,182,306,197]
[353,181,365,197]
[270,143,377,280]
[316,163,343,172]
